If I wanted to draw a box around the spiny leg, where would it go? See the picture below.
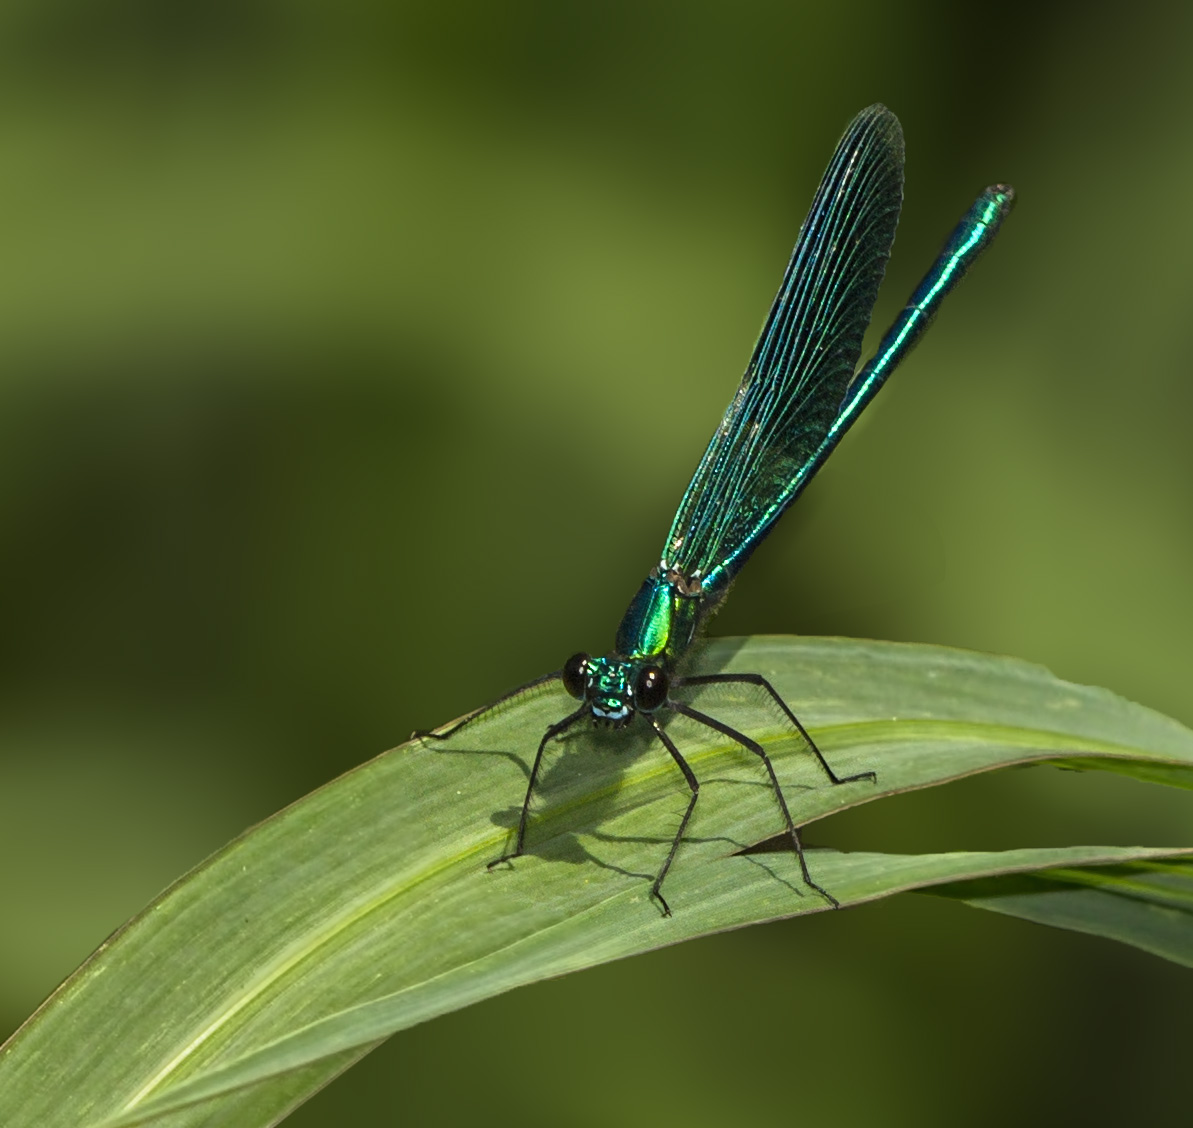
[675,672,876,785]
[412,670,563,741]
[646,716,700,918]
[487,705,587,869]
[668,699,840,909]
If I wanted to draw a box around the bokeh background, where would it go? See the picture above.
[2,1,1192,1124]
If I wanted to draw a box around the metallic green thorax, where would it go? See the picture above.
[581,574,704,725]
[614,574,703,665]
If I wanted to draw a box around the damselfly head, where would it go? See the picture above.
[562,653,672,729]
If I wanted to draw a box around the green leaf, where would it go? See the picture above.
[2,637,1191,1128]
[925,857,1193,966]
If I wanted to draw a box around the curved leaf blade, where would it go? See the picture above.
[1,636,1190,1128]
[97,845,1193,1128]
[926,857,1193,966]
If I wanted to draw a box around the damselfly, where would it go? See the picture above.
[419,104,1013,915]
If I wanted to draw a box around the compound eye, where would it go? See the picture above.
[634,666,668,712]
[562,653,589,700]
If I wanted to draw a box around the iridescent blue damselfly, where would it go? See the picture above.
[418,105,1013,915]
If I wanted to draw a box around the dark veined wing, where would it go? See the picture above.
[661,105,904,594]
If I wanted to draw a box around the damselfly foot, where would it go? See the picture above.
[486,852,521,872]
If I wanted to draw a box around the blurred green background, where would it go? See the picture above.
[2,1,1192,1124]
